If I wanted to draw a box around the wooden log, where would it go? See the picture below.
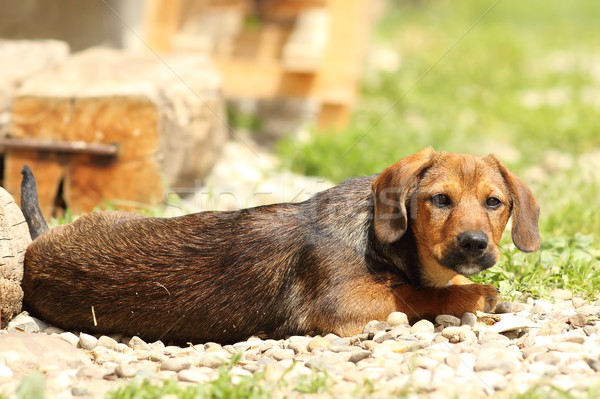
[0,187,31,328]
[4,48,227,216]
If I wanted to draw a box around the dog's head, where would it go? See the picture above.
[372,147,540,287]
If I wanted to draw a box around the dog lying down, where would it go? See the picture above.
[20,148,540,344]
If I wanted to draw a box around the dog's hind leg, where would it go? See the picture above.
[20,165,49,240]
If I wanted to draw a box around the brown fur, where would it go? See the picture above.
[21,148,540,344]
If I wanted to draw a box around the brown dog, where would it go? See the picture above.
[20,148,540,344]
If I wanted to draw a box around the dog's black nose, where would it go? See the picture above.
[458,231,488,257]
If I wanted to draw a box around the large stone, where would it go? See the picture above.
[0,39,69,133]
[0,333,92,377]
[4,47,227,215]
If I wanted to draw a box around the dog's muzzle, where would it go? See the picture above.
[439,231,497,275]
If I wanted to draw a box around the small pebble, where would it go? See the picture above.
[161,357,193,372]
[461,312,477,327]
[58,332,80,347]
[79,333,99,350]
[71,384,89,396]
[115,364,137,378]
[550,289,573,301]
[198,352,228,368]
[435,315,461,328]
[307,336,331,352]
[411,320,435,334]
[387,312,409,327]
[97,336,119,350]
[128,336,149,351]
[2,284,597,398]
[495,301,527,314]
[362,320,390,335]
[178,368,212,383]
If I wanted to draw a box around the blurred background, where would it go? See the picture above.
[0,0,599,248]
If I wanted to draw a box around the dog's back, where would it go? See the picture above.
[20,169,391,343]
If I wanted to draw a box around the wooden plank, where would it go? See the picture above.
[0,137,119,157]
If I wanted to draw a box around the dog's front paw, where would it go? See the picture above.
[444,283,500,316]
[472,284,500,313]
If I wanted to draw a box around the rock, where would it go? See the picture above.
[487,314,539,333]
[97,335,119,350]
[583,325,599,336]
[0,333,92,375]
[148,351,168,363]
[474,349,521,374]
[115,363,137,378]
[550,289,573,301]
[587,358,600,372]
[178,367,212,383]
[538,321,568,336]
[363,320,390,335]
[411,320,435,335]
[568,314,588,327]
[59,332,80,347]
[324,333,344,343]
[373,331,395,343]
[576,305,600,317]
[128,336,149,351]
[558,332,586,344]
[44,326,65,335]
[441,326,471,343]
[532,351,562,365]
[198,352,228,368]
[71,383,89,396]
[348,350,371,363]
[307,336,331,352]
[476,370,507,390]
[411,368,432,390]
[461,312,477,327]
[495,301,527,314]
[330,345,362,353]
[161,357,193,372]
[435,315,461,328]
[548,342,585,353]
[79,333,99,350]
[387,312,409,327]
[269,349,295,361]
[287,336,311,354]
[6,313,47,333]
[531,300,553,314]
[478,331,510,345]
[0,364,13,378]
[572,297,586,308]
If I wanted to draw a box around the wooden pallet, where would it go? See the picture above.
[144,0,372,129]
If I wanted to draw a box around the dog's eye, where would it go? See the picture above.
[431,194,451,208]
[485,197,502,209]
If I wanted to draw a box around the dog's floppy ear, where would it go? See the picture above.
[487,155,541,252]
[372,147,435,244]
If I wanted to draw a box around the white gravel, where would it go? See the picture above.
[2,289,600,398]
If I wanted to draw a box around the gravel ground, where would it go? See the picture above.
[1,289,599,398]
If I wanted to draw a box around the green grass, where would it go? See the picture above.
[104,355,333,399]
